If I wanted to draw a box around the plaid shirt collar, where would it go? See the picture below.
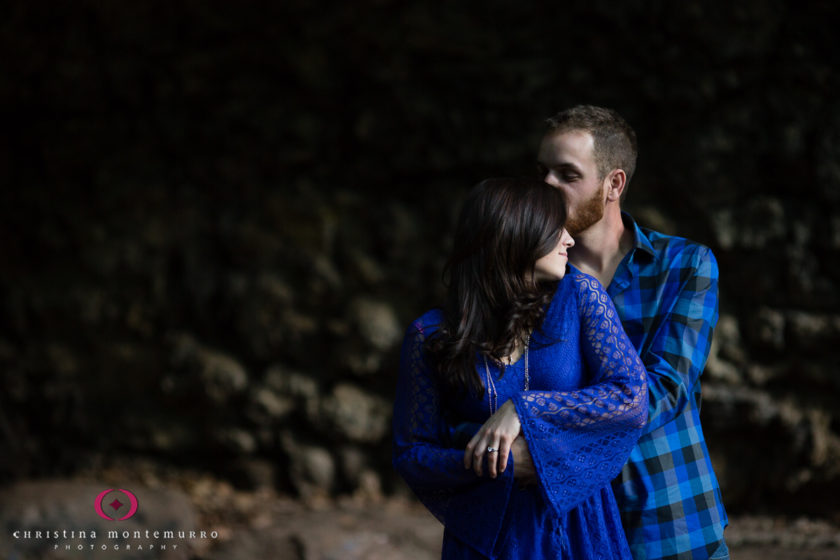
[610,212,657,293]
[622,212,656,257]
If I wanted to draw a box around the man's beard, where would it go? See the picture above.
[565,185,605,235]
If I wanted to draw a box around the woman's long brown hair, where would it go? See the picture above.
[426,177,567,400]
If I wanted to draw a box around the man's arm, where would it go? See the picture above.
[642,245,719,432]
[510,436,537,486]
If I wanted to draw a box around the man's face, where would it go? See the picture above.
[537,129,606,235]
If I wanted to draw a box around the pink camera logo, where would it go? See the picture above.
[94,489,139,521]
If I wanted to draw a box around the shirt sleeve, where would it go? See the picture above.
[392,320,514,557]
[512,274,648,516]
[642,244,719,432]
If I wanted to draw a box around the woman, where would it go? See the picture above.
[392,177,648,559]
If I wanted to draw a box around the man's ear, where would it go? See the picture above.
[605,169,626,202]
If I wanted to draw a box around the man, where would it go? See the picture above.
[535,105,728,559]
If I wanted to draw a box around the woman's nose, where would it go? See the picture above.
[562,230,575,247]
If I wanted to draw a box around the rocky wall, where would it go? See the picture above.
[2,1,840,518]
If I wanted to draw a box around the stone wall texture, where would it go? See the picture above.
[2,1,839,519]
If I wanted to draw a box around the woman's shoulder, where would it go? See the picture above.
[540,277,579,334]
[565,269,609,299]
[545,269,605,309]
[405,308,445,339]
[543,271,611,326]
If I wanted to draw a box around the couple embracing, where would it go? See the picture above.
[393,106,728,559]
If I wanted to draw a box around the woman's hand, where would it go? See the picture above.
[464,400,521,479]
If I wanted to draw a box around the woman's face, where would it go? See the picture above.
[533,228,575,281]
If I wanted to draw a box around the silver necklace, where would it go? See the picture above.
[482,335,530,415]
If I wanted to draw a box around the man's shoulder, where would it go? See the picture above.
[640,225,709,251]
[637,226,717,270]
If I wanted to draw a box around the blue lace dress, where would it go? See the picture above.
[392,272,648,559]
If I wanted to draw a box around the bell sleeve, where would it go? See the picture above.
[512,273,648,517]
[392,319,515,557]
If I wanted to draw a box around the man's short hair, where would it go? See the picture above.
[545,105,638,189]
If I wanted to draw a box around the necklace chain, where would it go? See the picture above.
[483,335,530,415]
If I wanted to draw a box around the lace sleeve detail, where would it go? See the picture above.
[392,319,514,557]
[512,274,648,516]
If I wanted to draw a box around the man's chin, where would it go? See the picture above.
[565,219,589,236]
[566,209,604,236]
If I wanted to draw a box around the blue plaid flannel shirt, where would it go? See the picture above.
[605,213,727,559]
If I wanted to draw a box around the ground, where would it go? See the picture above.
[2,460,838,559]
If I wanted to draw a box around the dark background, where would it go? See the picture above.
[2,1,840,521]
